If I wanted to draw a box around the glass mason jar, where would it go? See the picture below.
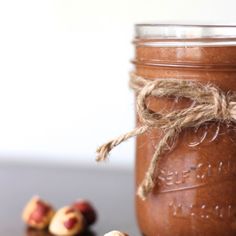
[134,24,236,236]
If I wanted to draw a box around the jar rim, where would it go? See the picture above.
[135,23,236,46]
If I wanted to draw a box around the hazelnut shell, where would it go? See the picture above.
[49,206,84,236]
[22,196,54,230]
[72,200,97,226]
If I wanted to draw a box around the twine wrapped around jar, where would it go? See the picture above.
[96,72,236,200]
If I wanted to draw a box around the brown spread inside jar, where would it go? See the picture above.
[134,24,236,236]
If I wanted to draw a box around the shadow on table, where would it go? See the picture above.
[25,228,96,236]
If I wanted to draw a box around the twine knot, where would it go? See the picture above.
[96,72,236,200]
[213,91,229,120]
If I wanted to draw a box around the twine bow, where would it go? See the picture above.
[96,72,236,200]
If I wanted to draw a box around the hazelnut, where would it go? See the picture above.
[104,231,129,236]
[22,196,55,230]
[49,206,84,236]
[72,200,97,226]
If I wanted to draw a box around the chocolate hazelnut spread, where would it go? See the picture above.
[134,24,236,236]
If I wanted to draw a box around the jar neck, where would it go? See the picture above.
[133,41,236,69]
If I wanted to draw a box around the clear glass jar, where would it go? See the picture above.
[134,24,236,236]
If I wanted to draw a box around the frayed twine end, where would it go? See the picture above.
[137,173,155,201]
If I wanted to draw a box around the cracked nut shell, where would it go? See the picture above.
[49,206,84,236]
[22,196,55,230]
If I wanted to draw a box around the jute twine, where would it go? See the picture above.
[96,72,236,200]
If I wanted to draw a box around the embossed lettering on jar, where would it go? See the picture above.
[134,24,236,236]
